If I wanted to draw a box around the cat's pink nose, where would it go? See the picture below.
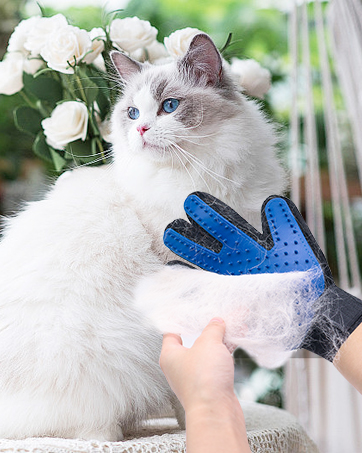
[137,125,150,136]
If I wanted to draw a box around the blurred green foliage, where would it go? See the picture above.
[124,0,288,58]
[0,94,35,180]
[40,6,109,31]
[0,0,35,180]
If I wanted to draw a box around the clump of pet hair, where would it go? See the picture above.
[134,265,324,368]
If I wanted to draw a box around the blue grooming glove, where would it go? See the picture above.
[164,192,362,361]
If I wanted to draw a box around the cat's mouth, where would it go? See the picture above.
[142,139,162,153]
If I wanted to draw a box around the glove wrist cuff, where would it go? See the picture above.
[301,284,362,361]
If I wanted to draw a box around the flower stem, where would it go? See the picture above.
[74,70,88,104]
[36,100,50,117]
[19,90,37,109]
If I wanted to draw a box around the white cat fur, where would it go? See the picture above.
[0,34,287,440]
[134,265,321,369]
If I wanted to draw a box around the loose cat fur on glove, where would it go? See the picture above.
[0,34,286,441]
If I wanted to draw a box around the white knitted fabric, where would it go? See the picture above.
[0,402,318,453]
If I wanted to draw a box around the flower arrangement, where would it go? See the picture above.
[0,13,271,172]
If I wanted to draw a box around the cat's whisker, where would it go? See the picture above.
[186,154,240,186]
[183,149,239,185]
[173,131,219,140]
[169,145,175,173]
[67,147,111,162]
[167,140,214,193]
[70,152,112,170]
[176,149,214,193]
[172,136,204,147]
[168,140,222,188]
[66,149,109,159]
[170,142,239,188]
[171,135,216,147]
[169,144,197,190]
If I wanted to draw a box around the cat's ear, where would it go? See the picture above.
[110,51,142,82]
[179,34,223,87]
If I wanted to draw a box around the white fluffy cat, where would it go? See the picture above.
[0,34,286,441]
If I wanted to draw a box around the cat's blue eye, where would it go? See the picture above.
[162,98,179,113]
[128,107,140,120]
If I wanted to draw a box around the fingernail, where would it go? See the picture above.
[210,317,224,324]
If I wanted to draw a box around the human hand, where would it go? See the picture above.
[160,318,251,452]
[159,318,236,414]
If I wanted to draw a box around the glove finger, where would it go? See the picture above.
[184,192,265,250]
[164,218,222,253]
[163,227,224,272]
[261,196,330,283]
[267,196,333,284]
[262,197,330,270]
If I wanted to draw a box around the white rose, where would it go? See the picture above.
[42,101,89,150]
[40,25,92,74]
[24,14,69,56]
[109,17,158,54]
[92,55,106,72]
[164,27,202,59]
[0,53,24,95]
[230,58,271,99]
[131,40,169,63]
[146,41,169,62]
[83,28,106,64]
[7,16,41,56]
[23,56,44,75]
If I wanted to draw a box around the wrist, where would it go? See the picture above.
[186,394,246,436]
[186,393,242,420]
[185,395,251,453]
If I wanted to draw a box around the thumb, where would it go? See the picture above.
[200,318,226,344]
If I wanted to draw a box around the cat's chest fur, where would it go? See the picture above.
[55,164,187,272]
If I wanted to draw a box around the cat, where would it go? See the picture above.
[0,33,286,441]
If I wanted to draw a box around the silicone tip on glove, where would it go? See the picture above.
[164,192,362,361]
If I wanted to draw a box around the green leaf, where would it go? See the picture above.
[83,78,99,106]
[65,139,95,164]
[23,72,63,107]
[33,132,67,172]
[96,85,111,121]
[32,132,53,163]
[71,69,99,106]
[220,33,233,54]
[50,148,67,172]
[36,2,46,16]
[89,70,111,120]
[14,106,42,136]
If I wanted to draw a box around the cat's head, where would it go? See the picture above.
[109,34,244,167]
